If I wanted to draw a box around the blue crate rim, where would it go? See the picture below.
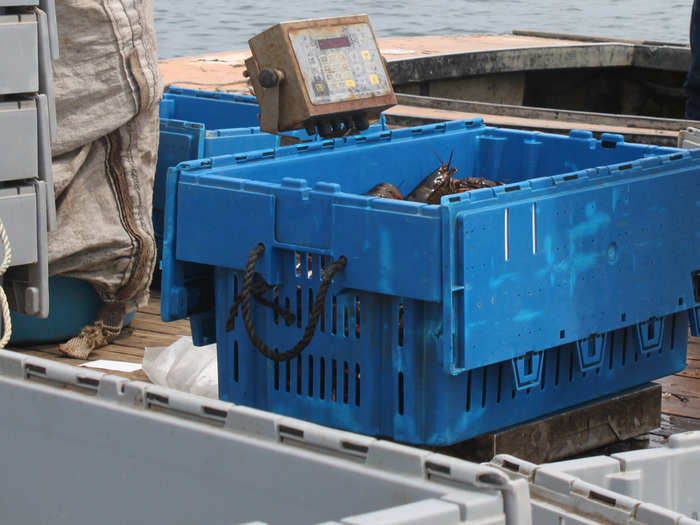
[165,86,258,105]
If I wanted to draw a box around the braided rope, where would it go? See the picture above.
[0,219,12,348]
[235,243,347,362]
[226,273,295,330]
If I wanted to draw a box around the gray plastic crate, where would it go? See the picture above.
[0,96,57,228]
[0,96,54,192]
[679,127,700,149]
[0,184,38,266]
[0,0,58,59]
[0,181,49,317]
[490,442,700,525]
[0,350,532,525]
[0,10,56,140]
[0,13,39,94]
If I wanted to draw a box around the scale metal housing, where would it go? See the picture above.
[246,15,396,137]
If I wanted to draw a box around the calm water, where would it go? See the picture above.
[155,0,694,59]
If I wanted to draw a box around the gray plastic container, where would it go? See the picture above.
[0,349,532,525]
[490,438,700,525]
[0,181,49,317]
[0,96,56,228]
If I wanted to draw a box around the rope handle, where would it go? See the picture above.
[229,243,347,362]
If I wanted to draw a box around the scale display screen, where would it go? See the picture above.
[318,36,350,50]
[288,23,392,105]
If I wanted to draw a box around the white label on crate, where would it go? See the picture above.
[288,23,391,105]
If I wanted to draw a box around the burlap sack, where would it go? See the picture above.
[48,0,162,358]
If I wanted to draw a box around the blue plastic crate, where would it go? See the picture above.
[162,119,700,445]
[154,88,259,256]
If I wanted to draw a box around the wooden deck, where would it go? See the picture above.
[8,291,186,383]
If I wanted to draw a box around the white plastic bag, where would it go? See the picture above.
[143,336,218,399]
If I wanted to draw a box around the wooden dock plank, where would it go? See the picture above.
[114,329,181,350]
[441,384,662,463]
[128,315,191,336]
[677,359,700,380]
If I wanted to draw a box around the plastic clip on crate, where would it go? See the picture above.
[162,120,700,445]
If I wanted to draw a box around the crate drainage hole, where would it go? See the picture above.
[332,359,338,402]
[465,370,472,412]
[502,460,520,472]
[341,441,368,454]
[279,425,304,439]
[426,462,450,475]
[319,357,326,399]
[233,341,239,382]
[297,355,302,395]
[589,491,616,507]
[202,406,227,419]
[77,377,100,388]
[308,355,314,397]
[296,286,302,328]
[25,364,46,375]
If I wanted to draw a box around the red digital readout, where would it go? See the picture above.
[318,36,351,50]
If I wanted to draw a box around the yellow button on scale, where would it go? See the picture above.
[369,74,379,85]
[346,79,356,88]
[361,50,371,60]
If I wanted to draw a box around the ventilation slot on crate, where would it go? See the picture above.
[234,341,239,382]
[296,355,303,395]
[332,359,338,402]
[343,361,349,404]
[296,286,302,328]
[308,355,314,397]
[332,296,337,334]
[398,372,404,415]
[398,303,405,347]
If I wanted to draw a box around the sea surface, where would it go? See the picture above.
[155,0,694,59]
